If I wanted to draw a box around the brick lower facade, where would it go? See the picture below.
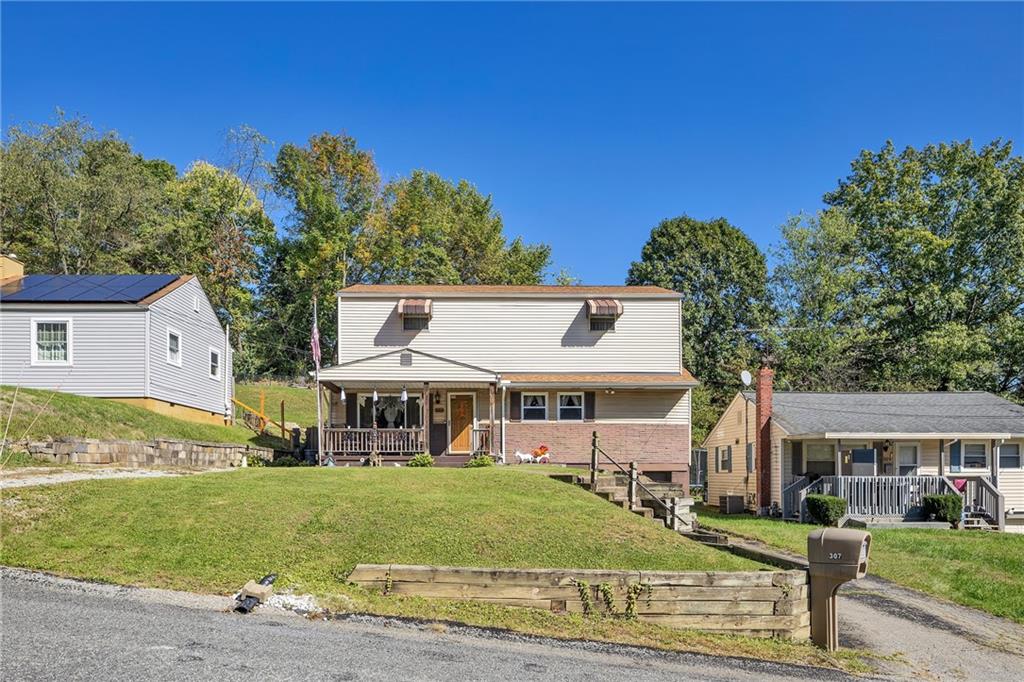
[505,422,690,480]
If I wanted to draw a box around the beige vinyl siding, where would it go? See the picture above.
[595,389,689,424]
[0,305,146,397]
[318,349,496,384]
[147,278,229,415]
[336,296,680,373]
[704,393,758,510]
[998,440,1024,510]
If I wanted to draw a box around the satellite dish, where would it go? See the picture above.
[740,370,753,387]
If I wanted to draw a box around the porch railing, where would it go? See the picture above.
[798,475,958,522]
[322,427,425,455]
[782,476,812,519]
[959,476,1006,531]
[471,428,492,455]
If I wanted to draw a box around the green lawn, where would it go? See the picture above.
[234,382,321,428]
[0,386,280,463]
[0,468,876,671]
[695,505,1024,623]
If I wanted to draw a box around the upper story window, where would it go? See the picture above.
[522,393,548,421]
[32,319,72,365]
[398,298,432,332]
[209,348,221,379]
[167,328,182,366]
[586,298,622,332]
[557,393,584,421]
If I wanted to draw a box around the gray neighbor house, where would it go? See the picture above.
[0,255,232,425]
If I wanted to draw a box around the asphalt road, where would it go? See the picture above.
[0,569,848,682]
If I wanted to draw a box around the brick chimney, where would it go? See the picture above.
[755,366,774,513]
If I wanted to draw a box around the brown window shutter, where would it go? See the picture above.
[509,391,521,421]
[345,393,358,427]
[584,392,596,421]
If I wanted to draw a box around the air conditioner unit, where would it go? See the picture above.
[719,495,746,514]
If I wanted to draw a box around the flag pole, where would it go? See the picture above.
[314,295,324,466]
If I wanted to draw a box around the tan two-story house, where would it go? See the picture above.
[316,284,696,481]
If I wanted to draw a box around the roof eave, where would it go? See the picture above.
[786,432,1020,440]
[336,290,681,300]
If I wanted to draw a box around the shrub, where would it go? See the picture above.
[805,494,847,526]
[923,494,963,526]
[269,455,309,467]
[406,453,435,468]
[245,454,267,468]
[464,454,495,468]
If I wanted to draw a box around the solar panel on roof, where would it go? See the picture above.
[1,273,181,303]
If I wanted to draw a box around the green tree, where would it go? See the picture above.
[822,139,1024,400]
[627,215,769,436]
[0,113,169,274]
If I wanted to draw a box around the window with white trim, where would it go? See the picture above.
[963,442,988,470]
[209,348,221,379]
[402,315,429,331]
[193,296,200,313]
[804,443,836,476]
[557,393,584,421]
[896,443,919,476]
[589,316,615,332]
[32,319,71,365]
[999,443,1021,469]
[521,393,548,421]
[167,329,182,366]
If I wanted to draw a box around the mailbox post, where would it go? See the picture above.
[807,528,871,651]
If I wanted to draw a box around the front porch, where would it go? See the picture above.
[321,425,493,458]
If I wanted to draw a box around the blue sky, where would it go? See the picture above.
[3,2,1021,283]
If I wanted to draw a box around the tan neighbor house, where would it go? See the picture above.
[316,284,696,481]
[704,368,1024,532]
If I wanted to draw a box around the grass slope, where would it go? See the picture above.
[234,383,321,428]
[696,505,1024,623]
[0,386,274,455]
[1,469,760,594]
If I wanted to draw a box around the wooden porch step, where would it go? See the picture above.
[630,506,655,519]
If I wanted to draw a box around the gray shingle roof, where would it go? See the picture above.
[741,391,1024,437]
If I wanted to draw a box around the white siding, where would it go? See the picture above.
[147,279,229,414]
[595,389,689,424]
[337,296,680,373]
[319,349,496,384]
[0,306,146,397]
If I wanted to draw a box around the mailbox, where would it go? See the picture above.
[807,528,872,651]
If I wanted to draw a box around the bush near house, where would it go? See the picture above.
[406,453,435,467]
[464,454,495,468]
[805,494,847,526]
[923,494,963,527]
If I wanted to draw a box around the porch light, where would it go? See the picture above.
[401,386,408,402]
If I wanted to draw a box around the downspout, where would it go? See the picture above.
[499,378,506,461]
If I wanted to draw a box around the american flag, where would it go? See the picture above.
[310,307,321,368]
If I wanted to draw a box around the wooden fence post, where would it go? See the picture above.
[590,431,599,490]
[280,400,286,439]
[670,498,679,531]
[628,461,638,509]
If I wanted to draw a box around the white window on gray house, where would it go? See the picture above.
[522,393,548,421]
[193,296,200,313]
[209,348,220,379]
[167,329,182,366]
[32,319,71,364]
[963,442,988,469]
[897,444,919,476]
[557,393,584,421]
[999,443,1021,469]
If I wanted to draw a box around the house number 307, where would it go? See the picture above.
[828,552,843,560]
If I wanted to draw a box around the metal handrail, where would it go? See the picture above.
[590,431,690,530]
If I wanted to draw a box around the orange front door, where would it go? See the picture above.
[449,395,473,453]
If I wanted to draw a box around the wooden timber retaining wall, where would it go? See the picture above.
[348,564,810,639]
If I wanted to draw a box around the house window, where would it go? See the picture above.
[999,443,1021,469]
[167,329,182,366]
[804,443,836,477]
[521,393,548,421]
[403,315,429,331]
[209,348,221,379]
[589,316,616,332]
[358,395,422,429]
[32,319,71,365]
[963,442,988,469]
[897,444,919,476]
[557,393,584,421]
[193,296,200,313]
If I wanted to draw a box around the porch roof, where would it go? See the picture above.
[743,391,1024,439]
[503,371,697,388]
[317,347,498,384]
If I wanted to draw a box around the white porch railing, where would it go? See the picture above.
[471,428,492,454]
[782,476,812,519]
[323,427,425,455]
[797,475,958,522]
[960,476,1006,531]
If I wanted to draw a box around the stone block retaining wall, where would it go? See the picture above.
[348,564,809,639]
[26,438,272,468]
